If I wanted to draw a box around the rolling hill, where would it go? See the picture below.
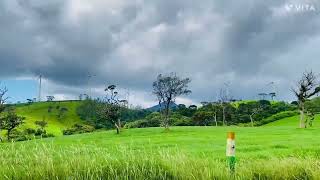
[8,100,314,137]
[15,101,83,136]
[264,114,320,127]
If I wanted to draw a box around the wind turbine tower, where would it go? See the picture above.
[38,75,42,102]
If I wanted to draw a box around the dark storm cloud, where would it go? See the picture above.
[1,0,320,105]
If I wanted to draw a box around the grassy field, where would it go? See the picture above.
[15,101,83,135]
[1,102,319,179]
[0,125,319,179]
[265,114,320,127]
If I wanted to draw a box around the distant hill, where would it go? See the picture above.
[146,102,178,112]
[13,101,84,136]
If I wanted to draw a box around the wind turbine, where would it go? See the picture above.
[224,82,231,101]
[125,88,130,108]
[87,74,96,98]
[38,74,42,102]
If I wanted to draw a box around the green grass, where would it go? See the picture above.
[231,100,256,108]
[1,101,319,179]
[15,101,83,136]
[231,100,279,108]
[0,126,319,179]
[265,114,320,128]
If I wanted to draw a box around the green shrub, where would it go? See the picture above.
[124,119,161,129]
[125,112,163,129]
[172,117,193,126]
[124,112,194,128]
[63,124,95,135]
[8,130,30,142]
[18,128,54,140]
[41,133,55,138]
[35,129,47,136]
[24,128,36,135]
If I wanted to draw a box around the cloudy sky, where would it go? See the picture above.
[1,0,320,107]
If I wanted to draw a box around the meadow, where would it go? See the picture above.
[1,124,320,179]
[15,101,82,136]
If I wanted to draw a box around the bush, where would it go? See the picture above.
[48,106,53,113]
[20,128,54,140]
[255,111,299,126]
[8,130,30,142]
[124,112,194,128]
[192,111,215,126]
[124,119,161,129]
[24,128,36,135]
[41,133,55,138]
[63,124,95,135]
[35,129,46,136]
[172,117,193,126]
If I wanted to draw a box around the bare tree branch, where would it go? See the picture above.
[152,73,191,129]
[0,85,8,114]
[292,70,320,128]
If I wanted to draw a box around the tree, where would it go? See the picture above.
[102,85,126,134]
[46,96,55,102]
[152,73,191,129]
[57,107,68,120]
[189,105,197,110]
[193,111,213,126]
[35,118,48,134]
[175,104,196,117]
[306,111,315,127]
[269,92,276,100]
[304,97,320,127]
[249,107,262,127]
[292,71,320,128]
[209,103,221,127]
[0,86,8,114]
[258,93,268,100]
[0,86,8,141]
[26,99,34,105]
[219,88,232,126]
[2,108,25,141]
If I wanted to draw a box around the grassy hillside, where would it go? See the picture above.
[15,101,83,136]
[264,114,320,127]
[0,126,319,179]
[10,100,311,135]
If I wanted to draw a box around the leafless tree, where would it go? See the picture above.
[210,103,220,127]
[292,71,320,128]
[0,85,9,142]
[219,88,232,126]
[0,86,8,114]
[153,73,191,129]
[249,107,263,127]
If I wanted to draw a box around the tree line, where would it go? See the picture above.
[1,70,319,139]
[75,70,320,134]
